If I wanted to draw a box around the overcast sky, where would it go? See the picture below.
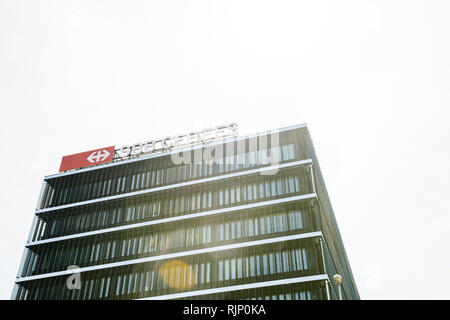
[1,0,450,300]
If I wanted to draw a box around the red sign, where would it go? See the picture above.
[59,146,115,172]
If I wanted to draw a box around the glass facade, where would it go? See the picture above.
[181,281,326,300]
[12,124,359,300]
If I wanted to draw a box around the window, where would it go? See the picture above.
[231,259,236,280]
[224,260,230,280]
[237,258,243,278]
[218,261,223,281]
[250,256,255,277]
[206,262,211,283]
[269,253,275,274]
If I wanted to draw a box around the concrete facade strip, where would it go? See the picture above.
[16,231,323,283]
[27,193,317,247]
[36,159,313,214]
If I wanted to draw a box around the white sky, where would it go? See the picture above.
[1,0,450,300]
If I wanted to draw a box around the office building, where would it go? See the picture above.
[12,123,359,300]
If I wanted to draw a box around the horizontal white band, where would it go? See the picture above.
[36,159,312,214]
[139,274,329,300]
[28,193,317,247]
[16,231,323,283]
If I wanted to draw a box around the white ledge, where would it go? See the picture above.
[139,274,328,300]
[28,193,317,246]
[36,159,313,214]
[16,231,323,283]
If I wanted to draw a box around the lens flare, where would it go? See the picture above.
[159,260,196,291]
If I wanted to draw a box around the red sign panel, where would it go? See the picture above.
[59,146,115,172]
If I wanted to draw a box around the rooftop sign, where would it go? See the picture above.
[116,123,238,159]
[59,146,115,172]
[58,123,238,172]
